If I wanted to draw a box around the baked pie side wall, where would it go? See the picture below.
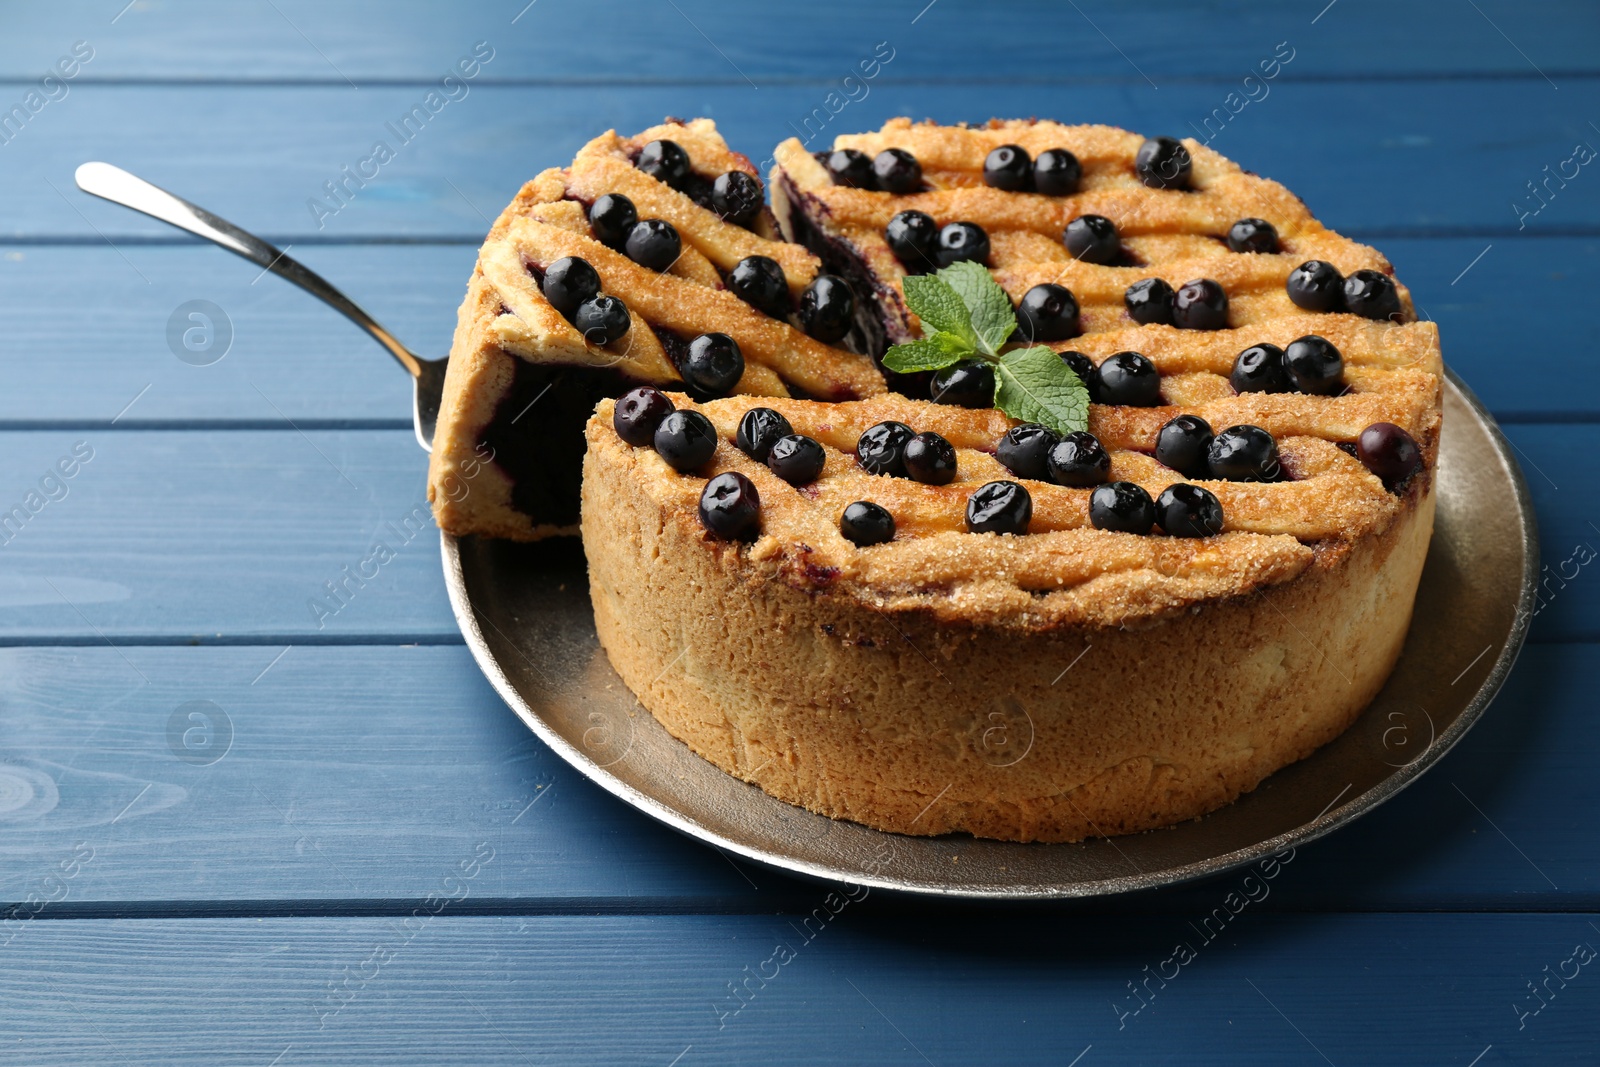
[582,421,1435,843]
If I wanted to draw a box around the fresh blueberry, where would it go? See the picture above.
[1357,422,1423,488]
[1172,278,1229,330]
[653,409,718,472]
[727,255,790,319]
[1125,278,1175,326]
[1017,283,1080,342]
[1155,483,1224,537]
[856,420,916,476]
[996,423,1060,481]
[573,295,631,345]
[929,359,995,408]
[624,218,682,272]
[588,194,638,249]
[1090,481,1156,534]
[1343,269,1402,321]
[824,148,876,189]
[1033,148,1082,196]
[767,434,827,486]
[936,222,990,267]
[1046,431,1111,487]
[1135,137,1192,190]
[638,139,691,189]
[840,501,895,546]
[1231,343,1292,393]
[613,386,675,447]
[1287,260,1345,312]
[903,431,958,485]
[966,481,1032,535]
[984,144,1033,191]
[541,256,601,318]
[885,210,941,271]
[712,171,763,226]
[799,275,855,344]
[699,471,761,540]
[1095,351,1162,406]
[1284,335,1344,395]
[681,332,744,397]
[735,407,793,462]
[1155,414,1214,477]
[1207,424,1279,482]
[872,148,922,194]
[1064,214,1122,265]
[1228,218,1279,254]
[1060,351,1100,398]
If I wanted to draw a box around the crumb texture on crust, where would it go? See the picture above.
[427,119,885,541]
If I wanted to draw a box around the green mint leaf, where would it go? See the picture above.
[883,333,971,374]
[994,346,1091,436]
[901,274,976,347]
[938,260,1016,357]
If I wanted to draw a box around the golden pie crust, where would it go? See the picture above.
[583,119,1442,842]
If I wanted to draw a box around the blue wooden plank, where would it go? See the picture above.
[0,642,1595,911]
[1,0,1595,81]
[2,80,1598,241]
[0,423,1588,642]
[2,913,1596,1064]
[2,238,1593,424]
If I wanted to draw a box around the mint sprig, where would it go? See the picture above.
[883,264,1089,436]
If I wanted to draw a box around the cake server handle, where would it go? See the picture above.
[72,161,446,452]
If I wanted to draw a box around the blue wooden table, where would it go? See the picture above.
[3,2,1598,1062]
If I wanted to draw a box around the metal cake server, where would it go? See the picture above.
[74,161,445,453]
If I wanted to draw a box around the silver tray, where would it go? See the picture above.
[442,371,1537,898]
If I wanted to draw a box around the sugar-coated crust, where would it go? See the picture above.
[428,120,885,541]
[584,409,1435,841]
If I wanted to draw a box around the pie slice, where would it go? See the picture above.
[582,119,1442,842]
[427,119,885,541]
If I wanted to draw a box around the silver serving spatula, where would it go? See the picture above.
[74,161,446,453]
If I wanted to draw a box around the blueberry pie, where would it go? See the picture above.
[581,120,1441,842]
[427,119,884,540]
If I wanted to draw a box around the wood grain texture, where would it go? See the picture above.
[2,80,1597,243]
[1,0,1595,81]
[2,238,1593,424]
[0,639,1593,913]
[0,424,1590,641]
[2,913,1597,1064]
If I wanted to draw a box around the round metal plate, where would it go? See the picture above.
[442,371,1537,898]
